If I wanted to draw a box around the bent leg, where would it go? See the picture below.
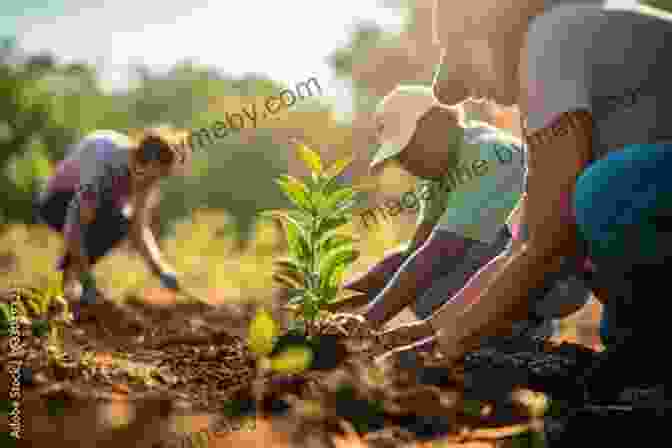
[574,143,672,364]
[83,202,131,266]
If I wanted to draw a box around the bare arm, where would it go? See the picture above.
[130,184,173,277]
[344,221,436,295]
[431,111,594,355]
[364,228,471,329]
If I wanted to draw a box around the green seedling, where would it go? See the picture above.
[260,141,362,336]
[9,273,70,339]
[0,303,12,336]
[247,307,313,375]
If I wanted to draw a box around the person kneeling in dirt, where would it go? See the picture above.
[342,85,591,349]
[379,0,672,404]
[35,127,192,320]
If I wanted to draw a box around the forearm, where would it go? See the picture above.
[64,203,92,273]
[363,253,425,329]
[432,252,508,320]
[133,226,168,275]
[365,232,469,328]
[343,249,407,294]
[433,243,563,349]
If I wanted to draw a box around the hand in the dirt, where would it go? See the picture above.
[158,271,180,291]
[375,320,435,351]
[63,278,83,302]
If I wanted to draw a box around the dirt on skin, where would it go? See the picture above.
[0,286,663,448]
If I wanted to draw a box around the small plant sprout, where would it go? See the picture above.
[7,273,69,339]
[247,307,313,375]
[260,141,362,337]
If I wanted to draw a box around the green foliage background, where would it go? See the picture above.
[1,0,668,245]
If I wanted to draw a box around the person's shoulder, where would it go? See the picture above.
[528,2,672,43]
[84,130,133,148]
[525,3,609,58]
[529,3,606,33]
[463,122,521,146]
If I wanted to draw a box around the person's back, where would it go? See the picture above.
[36,127,191,318]
[46,130,133,205]
[526,3,672,157]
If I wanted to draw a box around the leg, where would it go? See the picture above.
[574,143,672,392]
[83,202,131,266]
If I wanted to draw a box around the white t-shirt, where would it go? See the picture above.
[525,2,672,158]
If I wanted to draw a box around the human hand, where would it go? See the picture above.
[375,335,439,369]
[63,278,83,302]
[158,271,180,291]
[434,325,469,365]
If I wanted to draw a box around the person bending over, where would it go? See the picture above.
[36,127,192,319]
[382,0,672,403]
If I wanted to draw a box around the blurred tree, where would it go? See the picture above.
[0,41,77,227]
[0,38,355,253]
[643,0,672,12]
[157,129,291,250]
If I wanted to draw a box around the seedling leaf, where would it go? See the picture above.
[323,154,354,181]
[275,214,310,263]
[294,142,323,175]
[275,175,312,211]
[248,308,278,358]
[0,303,12,323]
[319,247,359,290]
[270,345,313,374]
[318,233,354,256]
[315,216,349,241]
[287,293,307,305]
[327,263,347,288]
[319,187,357,217]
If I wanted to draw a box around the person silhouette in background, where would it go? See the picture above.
[35,126,192,320]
